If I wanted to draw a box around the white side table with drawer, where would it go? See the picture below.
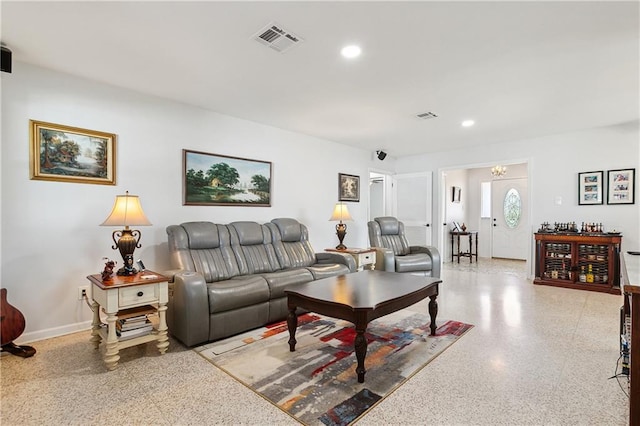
[86,271,169,370]
[326,248,376,271]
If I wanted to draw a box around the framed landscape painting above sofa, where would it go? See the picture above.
[183,149,271,206]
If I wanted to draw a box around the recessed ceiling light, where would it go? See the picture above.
[462,120,475,127]
[341,45,361,59]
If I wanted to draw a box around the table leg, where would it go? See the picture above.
[287,307,298,351]
[457,234,461,263]
[90,299,102,349]
[104,311,120,370]
[451,233,454,262]
[354,327,367,383]
[469,234,473,263]
[428,294,438,336]
[475,233,479,262]
[156,302,169,355]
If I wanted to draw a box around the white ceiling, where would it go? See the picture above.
[2,1,638,158]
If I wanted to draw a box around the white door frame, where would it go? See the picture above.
[368,168,394,220]
[435,159,533,276]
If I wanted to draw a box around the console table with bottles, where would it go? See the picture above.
[533,232,622,295]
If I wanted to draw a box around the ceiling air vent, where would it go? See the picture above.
[416,111,438,120]
[253,22,303,53]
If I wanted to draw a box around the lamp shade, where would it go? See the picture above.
[329,202,352,222]
[101,191,151,227]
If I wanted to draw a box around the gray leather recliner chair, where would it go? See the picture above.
[368,216,441,277]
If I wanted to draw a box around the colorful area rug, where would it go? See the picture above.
[194,310,473,426]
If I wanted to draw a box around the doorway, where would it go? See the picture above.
[369,171,388,220]
[438,162,530,268]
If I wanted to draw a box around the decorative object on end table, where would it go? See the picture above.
[101,191,151,276]
[101,258,116,280]
[329,202,352,249]
[607,168,635,205]
[183,149,271,206]
[578,170,604,205]
[339,173,360,202]
[452,186,461,203]
[29,120,116,185]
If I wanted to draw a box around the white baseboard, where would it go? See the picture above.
[14,321,92,345]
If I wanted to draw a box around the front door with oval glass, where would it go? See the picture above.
[492,178,528,260]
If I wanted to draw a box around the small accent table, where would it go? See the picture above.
[86,271,169,370]
[450,231,478,263]
[325,248,376,271]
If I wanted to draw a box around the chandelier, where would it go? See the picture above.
[491,165,507,178]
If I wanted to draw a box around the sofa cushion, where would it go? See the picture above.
[268,218,316,268]
[395,253,432,273]
[207,275,270,313]
[229,222,281,275]
[174,222,240,282]
[260,268,314,299]
[182,222,224,249]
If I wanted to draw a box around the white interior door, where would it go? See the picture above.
[492,178,528,259]
[393,172,433,246]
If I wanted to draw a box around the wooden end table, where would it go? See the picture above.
[86,271,169,370]
[325,248,376,271]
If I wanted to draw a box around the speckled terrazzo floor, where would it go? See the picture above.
[1,259,630,425]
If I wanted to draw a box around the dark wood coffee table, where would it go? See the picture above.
[285,270,441,383]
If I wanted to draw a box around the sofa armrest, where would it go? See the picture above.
[166,271,209,346]
[315,252,357,272]
[162,268,184,282]
[370,247,396,272]
[409,245,441,278]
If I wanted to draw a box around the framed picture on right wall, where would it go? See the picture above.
[578,170,603,205]
[607,168,635,205]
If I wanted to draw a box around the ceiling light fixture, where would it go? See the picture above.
[462,120,475,127]
[491,165,507,178]
[341,45,361,59]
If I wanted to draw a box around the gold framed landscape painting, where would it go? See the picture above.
[29,120,116,185]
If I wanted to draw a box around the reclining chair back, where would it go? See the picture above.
[369,217,411,256]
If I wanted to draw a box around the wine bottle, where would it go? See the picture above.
[579,266,586,283]
[586,264,594,283]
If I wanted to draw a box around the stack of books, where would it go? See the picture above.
[112,305,155,340]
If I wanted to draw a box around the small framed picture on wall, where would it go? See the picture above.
[607,168,635,205]
[578,170,603,205]
[452,186,461,203]
[338,173,360,202]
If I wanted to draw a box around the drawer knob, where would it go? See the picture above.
[137,291,144,297]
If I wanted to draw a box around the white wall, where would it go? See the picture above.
[397,123,640,265]
[1,63,381,342]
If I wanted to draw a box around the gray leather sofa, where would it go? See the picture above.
[165,218,356,346]
[368,216,441,278]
